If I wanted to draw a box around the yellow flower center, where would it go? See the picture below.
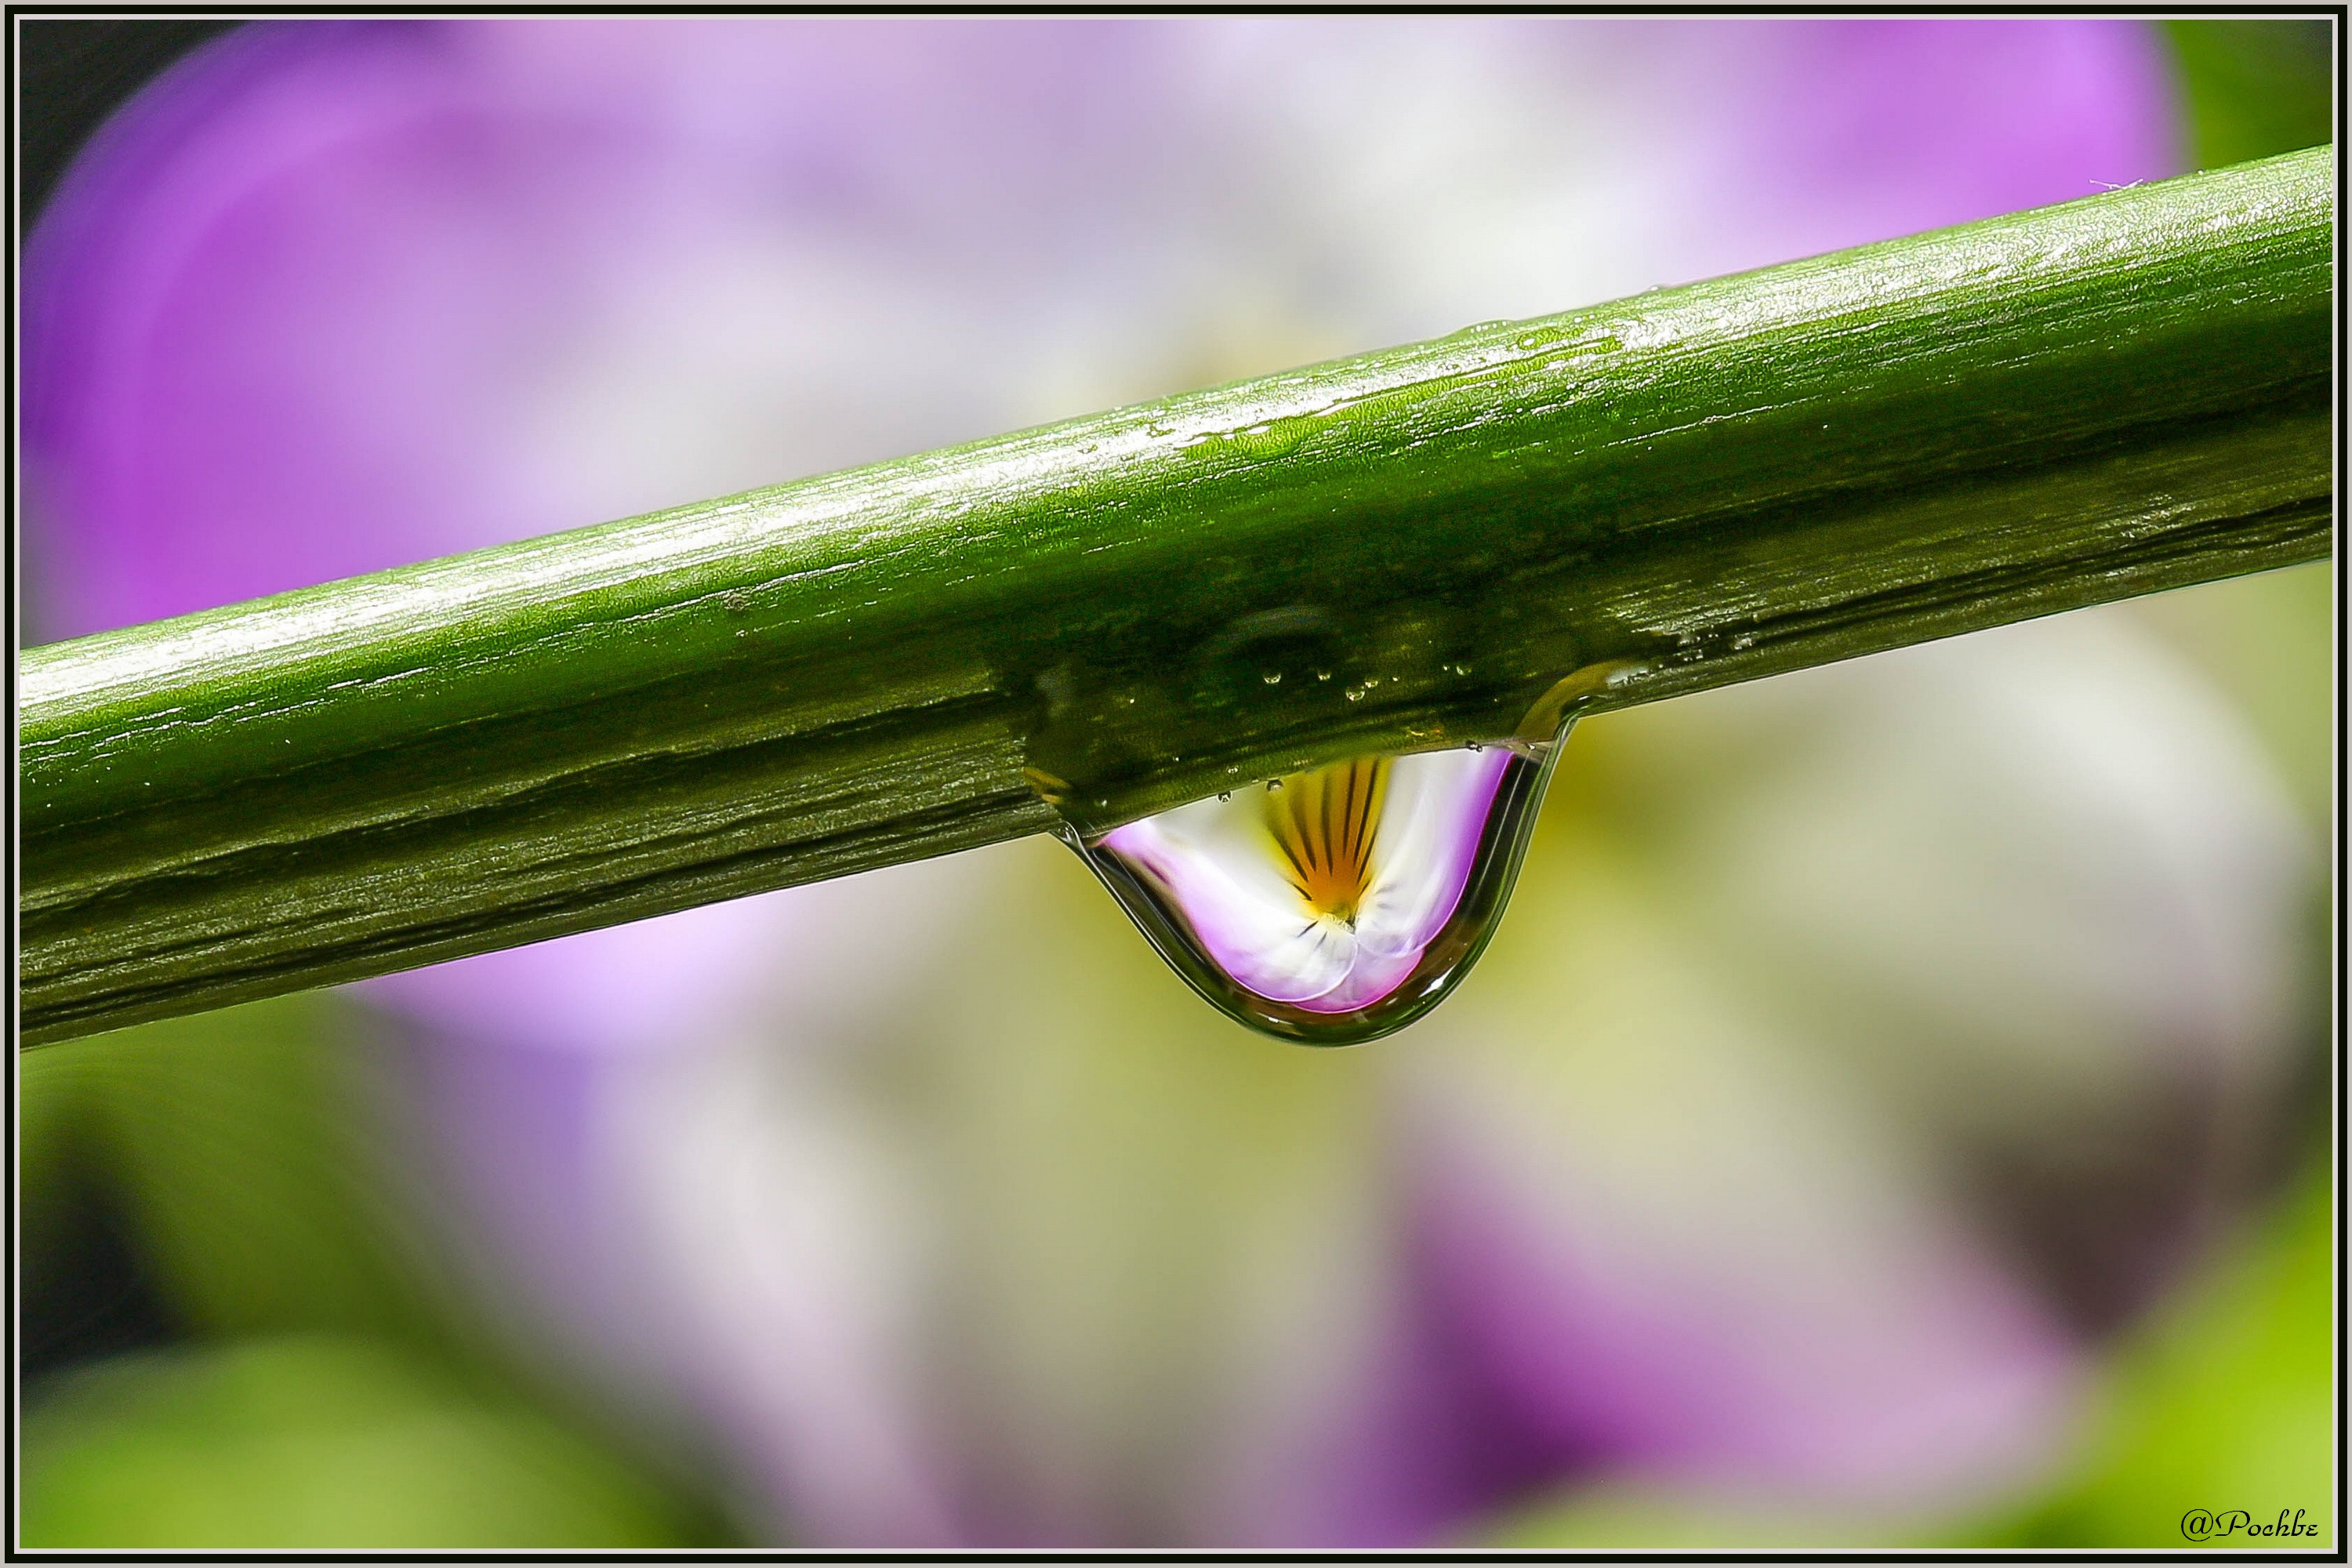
[1265,757,1389,924]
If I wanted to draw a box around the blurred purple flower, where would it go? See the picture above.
[27,18,2299,1552]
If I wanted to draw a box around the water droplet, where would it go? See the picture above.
[1514,658,1647,740]
[1062,732,1574,1045]
[1314,670,1333,682]
[1262,671,1283,685]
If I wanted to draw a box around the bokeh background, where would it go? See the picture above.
[15,18,2336,1549]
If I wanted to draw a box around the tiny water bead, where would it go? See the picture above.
[1063,729,1574,1046]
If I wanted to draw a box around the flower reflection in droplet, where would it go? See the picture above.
[1096,748,1513,1014]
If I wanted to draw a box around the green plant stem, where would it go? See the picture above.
[20,147,2336,1047]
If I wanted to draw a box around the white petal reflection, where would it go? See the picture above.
[1352,749,1512,958]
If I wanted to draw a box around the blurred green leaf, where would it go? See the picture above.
[21,996,737,1547]
[20,992,434,1343]
[21,1334,710,1548]
[2165,21,2332,169]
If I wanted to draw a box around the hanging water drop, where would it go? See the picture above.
[1061,725,1576,1045]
